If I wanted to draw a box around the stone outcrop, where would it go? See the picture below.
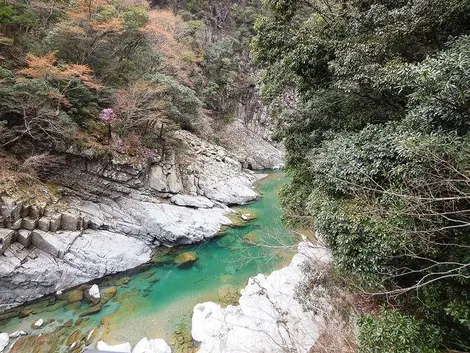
[0,230,151,311]
[219,120,284,170]
[191,242,332,353]
[0,230,14,256]
[0,129,266,311]
[215,83,284,170]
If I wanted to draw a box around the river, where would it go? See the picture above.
[0,173,296,352]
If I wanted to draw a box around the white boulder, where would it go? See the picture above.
[0,333,9,352]
[170,194,214,209]
[9,331,27,339]
[133,337,171,353]
[191,242,332,353]
[87,284,101,304]
[97,340,132,352]
[32,319,44,329]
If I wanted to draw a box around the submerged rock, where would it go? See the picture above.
[65,329,82,346]
[147,275,160,284]
[174,252,198,266]
[116,277,131,286]
[79,304,102,317]
[85,328,98,345]
[18,309,33,318]
[97,340,131,352]
[102,287,117,302]
[217,285,239,306]
[67,290,83,304]
[242,232,259,245]
[133,337,171,353]
[191,242,332,353]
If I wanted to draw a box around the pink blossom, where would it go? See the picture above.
[99,108,115,122]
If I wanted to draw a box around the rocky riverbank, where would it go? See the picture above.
[0,128,274,312]
[191,242,332,353]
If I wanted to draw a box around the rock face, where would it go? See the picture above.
[219,120,284,170]
[170,194,214,209]
[191,242,332,353]
[73,197,232,246]
[215,83,284,170]
[0,230,14,256]
[0,230,151,311]
[0,126,279,311]
[0,129,263,311]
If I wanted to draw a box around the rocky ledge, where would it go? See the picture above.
[0,129,264,312]
[191,242,332,353]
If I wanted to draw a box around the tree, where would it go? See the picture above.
[0,52,102,149]
[253,0,470,351]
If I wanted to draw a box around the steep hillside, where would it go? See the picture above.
[0,0,282,311]
[253,0,470,352]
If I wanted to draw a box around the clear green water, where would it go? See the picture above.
[0,173,296,352]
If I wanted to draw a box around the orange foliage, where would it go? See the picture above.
[17,52,57,78]
[17,52,102,89]
[143,10,200,85]
[89,17,122,32]
[65,0,122,33]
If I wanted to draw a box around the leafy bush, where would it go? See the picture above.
[358,309,441,353]
[254,0,470,351]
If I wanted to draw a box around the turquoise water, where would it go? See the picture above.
[0,173,296,352]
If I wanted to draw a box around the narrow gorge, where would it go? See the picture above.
[3,0,467,352]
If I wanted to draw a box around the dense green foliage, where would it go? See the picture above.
[0,0,261,159]
[175,0,262,122]
[358,308,441,353]
[253,0,470,351]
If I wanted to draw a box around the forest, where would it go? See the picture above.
[0,0,260,185]
[2,0,470,352]
[253,0,470,351]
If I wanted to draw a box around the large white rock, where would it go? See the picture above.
[87,284,101,304]
[97,340,132,352]
[31,230,81,258]
[0,332,9,352]
[170,194,214,209]
[133,337,171,353]
[0,230,151,312]
[191,242,332,353]
[197,175,258,205]
[75,199,233,246]
[32,319,44,328]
